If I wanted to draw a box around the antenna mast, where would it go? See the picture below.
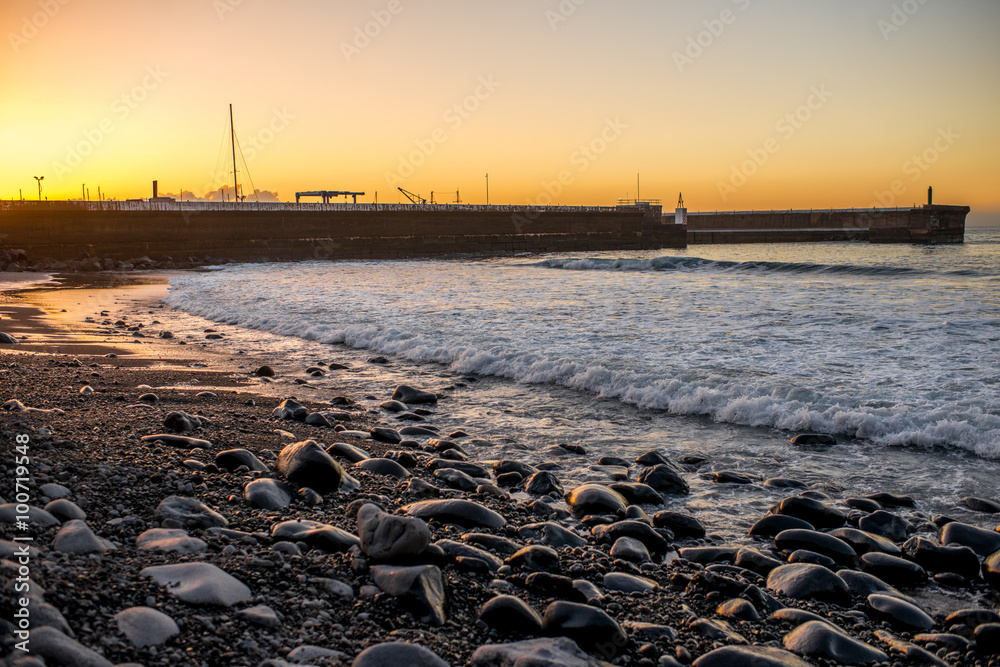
[230,104,238,202]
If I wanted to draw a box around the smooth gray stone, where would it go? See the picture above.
[518,522,587,549]
[392,385,438,404]
[271,519,360,553]
[478,595,543,636]
[653,511,705,538]
[860,552,927,586]
[939,521,1000,556]
[766,563,851,605]
[275,440,353,494]
[783,620,888,664]
[52,520,115,555]
[357,503,431,561]
[770,608,834,627]
[749,514,814,537]
[136,528,207,554]
[0,503,60,526]
[0,332,19,344]
[902,536,981,580]
[678,546,737,564]
[716,598,759,620]
[603,571,658,593]
[837,569,915,603]
[0,539,39,559]
[379,400,408,413]
[403,499,506,529]
[461,532,522,556]
[163,410,208,433]
[693,646,813,667]
[867,593,935,631]
[215,448,269,472]
[713,470,755,484]
[327,442,371,462]
[494,460,538,478]
[25,626,113,667]
[845,497,883,512]
[774,529,856,564]
[507,545,560,573]
[272,398,307,420]
[773,496,845,529]
[353,641,451,667]
[865,492,915,507]
[436,539,503,571]
[790,433,836,445]
[986,550,1000,588]
[139,433,212,448]
[610,536,650,563]
[828,527,900,555]
[572,579,604,604]
[470,637,607,667]
[39,483,70,499]
[370,426,402,444]
[541,601,627,654]
[244,478,293,510]
[371,564,446,626]
[734,548,783,575]
[141,562,251,607]
[286,645,346,663]
[44,498,87,521]
[525,470,564,496]
[427,458,489,478]
[621,621,675,642]
[635,450,676,467]
[764,478,809,489]
[691,618,747,643]
[114,606,180,647]
[858,510,913,542]
[236,604,282,629]
[607,482,662,505]
[636,464,689,494]
[355,457,411,479]
[566,484,628,517]
[591,520,668,555]
[961,497,1000,513]
[154,495,228,529]
[943,608,1000,629]
[434,467,479,491]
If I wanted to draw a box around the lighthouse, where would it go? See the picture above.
[675,193,688,226]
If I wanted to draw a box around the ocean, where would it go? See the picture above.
[162,228,1000,541]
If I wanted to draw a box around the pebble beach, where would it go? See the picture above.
[2,272,1000,667]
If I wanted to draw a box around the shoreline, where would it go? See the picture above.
[1,274,999,666]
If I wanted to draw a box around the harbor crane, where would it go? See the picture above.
[398,187,426,205]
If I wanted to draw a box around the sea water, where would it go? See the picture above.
[162,228,1000,541]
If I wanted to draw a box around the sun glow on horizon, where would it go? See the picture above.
[2,0,997,219]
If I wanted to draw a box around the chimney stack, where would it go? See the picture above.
[927,186,933,206]
[153,180,158,199]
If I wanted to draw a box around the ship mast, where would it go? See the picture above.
[230,104,238,202]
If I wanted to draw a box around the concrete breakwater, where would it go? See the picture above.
[675,205,968,245]
[0,201,682,264]
[0,201,966,268]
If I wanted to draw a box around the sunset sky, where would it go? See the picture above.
[2,0,998,223]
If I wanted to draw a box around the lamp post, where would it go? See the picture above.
[485,173,489,206]
[34,176,44,201]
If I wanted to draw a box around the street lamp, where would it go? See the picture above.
[34,176,44,201]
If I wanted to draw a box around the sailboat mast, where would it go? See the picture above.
[230,104,238,202]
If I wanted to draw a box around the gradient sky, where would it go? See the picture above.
[2,0,998,222]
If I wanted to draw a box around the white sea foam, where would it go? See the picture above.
[165,236,1000,459]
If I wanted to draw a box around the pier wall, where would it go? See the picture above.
[0,202,685,262]
[672,205,968,244]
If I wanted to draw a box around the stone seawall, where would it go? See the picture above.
[0,203,685,263]
[674,205,968,244]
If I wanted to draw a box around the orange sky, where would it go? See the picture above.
[2,0,998,223]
